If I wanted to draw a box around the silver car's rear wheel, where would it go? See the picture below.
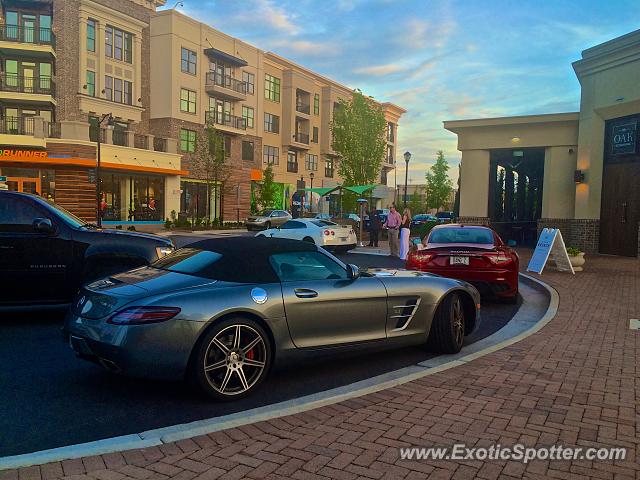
[194,318,271,400]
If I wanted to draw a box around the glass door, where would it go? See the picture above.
[6,178,42,194]
[22,62,36,93]
[22,15,36,43]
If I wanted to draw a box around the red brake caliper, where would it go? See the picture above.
[246,349,255,360]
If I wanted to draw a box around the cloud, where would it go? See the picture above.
[222,0,300,36]
[269,38,337,56]
[353,63,406,76]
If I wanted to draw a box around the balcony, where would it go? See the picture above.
[296,101,310,115]
[205,110,247,133]
[295,132,309,144]
[0,116,34,135]
[0,24,55,46]
[0,74,55,99]
[287,161,299,173]
[153,137,168,152]
[205,72,247,101]
[112,129,128,147]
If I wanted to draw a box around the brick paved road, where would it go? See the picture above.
[3,254,639,480]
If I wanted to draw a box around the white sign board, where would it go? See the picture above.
[527,228,574,275]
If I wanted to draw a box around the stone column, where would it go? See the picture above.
[458,149,490,222]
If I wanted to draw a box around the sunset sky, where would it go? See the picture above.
[170,0,640,184]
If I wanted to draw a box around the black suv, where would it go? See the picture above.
[0,191,174,309]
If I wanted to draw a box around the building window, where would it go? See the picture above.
[264,112,279,133]
[325,157,334,178]
[104,75,113,101]
[106,26,133,63]
[387,144,394,164]
[105,26,113,57]
[86,71,95,97]
[314,93,320,115]
[305,154,318,171]
[242,106,254,128]
[87,19,96,52]
[181,47,197,75]
[287,151,298,173]
[263,145,279,165]
[264,74,280,102]
[124,80,132,105]
[180,128,196,153]
[242,141,254,161]
[242,71,255,95]
[180,88,197,113]
[223,135,232,157]
[312,126,319,143]
[113,78,123,103]
[387,122,395,143]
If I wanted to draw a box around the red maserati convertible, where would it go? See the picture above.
[406,224,519,302]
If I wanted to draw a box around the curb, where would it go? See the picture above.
[0,274,557,471]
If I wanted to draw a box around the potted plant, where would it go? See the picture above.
[566,247,585,271]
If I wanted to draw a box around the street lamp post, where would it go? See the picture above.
[403,151,411,208]
[96,113,114,228]
[309,172,314,214]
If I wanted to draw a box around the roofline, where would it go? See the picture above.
[443,112,580,132]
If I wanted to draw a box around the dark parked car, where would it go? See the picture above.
[410,214,437,229]
[0,191,174,309]
[436,211,455,223]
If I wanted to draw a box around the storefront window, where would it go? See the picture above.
[132,175,164,221]
[98,172,165,222]
[180,181,221,221]
[0,167,54,199]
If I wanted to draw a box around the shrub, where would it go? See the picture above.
[566,246,582,256]
[115,225,122,230]
[127,225,136,231]
[164,218,172,230]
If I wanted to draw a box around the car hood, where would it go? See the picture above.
[73,267,216,319]
[91,228,173,246]
[363,268,440,278]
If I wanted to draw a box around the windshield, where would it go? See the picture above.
[45,199,86,228]
[152,248,223,278]
[429,228,494,245]
[312,220,337,227]
[258,210,273,217]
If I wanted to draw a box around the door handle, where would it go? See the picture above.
[622,202,628,224]
[294,288,318,298]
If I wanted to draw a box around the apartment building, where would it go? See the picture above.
[149,9,405,221]
[0,0,184,224]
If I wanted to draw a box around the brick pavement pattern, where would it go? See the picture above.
[2,254,639,480]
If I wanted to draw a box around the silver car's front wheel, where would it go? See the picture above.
[193,318,271,400]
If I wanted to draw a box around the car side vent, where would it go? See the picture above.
[391,297,421,331]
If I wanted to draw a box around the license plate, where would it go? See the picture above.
[450,256,469,265]
[340,237,348,241]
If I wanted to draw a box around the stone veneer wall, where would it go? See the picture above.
[149,118,262,222]
[457,216,490,225]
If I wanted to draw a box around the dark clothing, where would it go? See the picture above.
[369,229,379,247]
[402,217,411,229]
[368,212,382,247]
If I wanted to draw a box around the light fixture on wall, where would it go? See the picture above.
[511,136,521,144]
[574,169,585,183]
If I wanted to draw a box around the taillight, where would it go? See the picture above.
[107,306,181,325]
[407,252,433,268]
[323,229,335,236]
[488,252,512,265]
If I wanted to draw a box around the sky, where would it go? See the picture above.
[168,0,640,185]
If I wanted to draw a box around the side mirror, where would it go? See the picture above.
[33,217,54,234]
[347,263,360,280]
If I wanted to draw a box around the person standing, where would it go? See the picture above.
[399,208,412,260]
[368,210,382,247]
[384,205,402,257]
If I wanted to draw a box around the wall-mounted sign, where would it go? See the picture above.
[0,176,6,182]
[0,149,48,159]
[611,121,637,155]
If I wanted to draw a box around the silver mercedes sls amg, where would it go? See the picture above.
[65,237,481,400]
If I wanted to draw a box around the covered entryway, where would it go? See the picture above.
[600,114,640,257]
[488,148,545,247]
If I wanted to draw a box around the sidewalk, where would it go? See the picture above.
[4,254,639,480]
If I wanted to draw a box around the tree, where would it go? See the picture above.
[408,186,425,214]
[425,150,454,211]
[197,125,231,222]
[255,165,277,211]
[331,89,387,187]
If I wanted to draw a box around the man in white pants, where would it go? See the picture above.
[384,205,402,257]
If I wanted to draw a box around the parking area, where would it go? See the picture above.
[0,242,530,458]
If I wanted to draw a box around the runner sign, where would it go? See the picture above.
[527,228,574,275]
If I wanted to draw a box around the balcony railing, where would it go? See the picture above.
[205,72,247,95]
[153,137,168,152]
[0,116,34,135]
[287,161,299,173]
[0,74,55,95]
[294,132,309,144]
[47,121,61,138]
[205,110,247,130]
[112,129,128,147]
[134,133,148,150]
[296,101,310,115]
[0,24,56,47]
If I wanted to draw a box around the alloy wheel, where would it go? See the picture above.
[451,296,465,347]
[203,324,267,396]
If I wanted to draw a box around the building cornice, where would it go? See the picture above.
[444,112,579,132]
[573,29,640,80]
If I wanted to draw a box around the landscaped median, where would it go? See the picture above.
[2,254,639,479]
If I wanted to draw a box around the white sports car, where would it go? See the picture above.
[256,219,357,252]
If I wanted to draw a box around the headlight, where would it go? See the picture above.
[156,246,174,259]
